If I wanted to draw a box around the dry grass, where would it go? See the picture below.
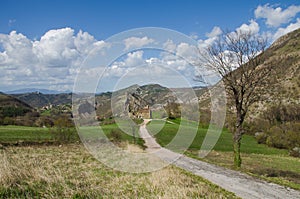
[195,150,300,190]
[0,144,238,198]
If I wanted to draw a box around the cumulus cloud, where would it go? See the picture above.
[176,42,198,59]
[206,26,222,38]
[273,18,300,40]
[123,36,154,50]
[198,26,224,49]
[0,28,108,91]
[33,28,78,67]
[236,20,260,34]
[255,4,300,27]
[163,39,177,52]
[0,31,37,67]
[124,51,145,67]
[103,51,145,78]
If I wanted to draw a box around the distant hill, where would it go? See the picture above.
[0,93,33,109]
[6,88,71,94]
[11,93,72,108]
[0,93,34,122]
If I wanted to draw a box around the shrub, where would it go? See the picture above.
[255,132,268,144]
[263,123,300,150]
[50,115,78,143]
[3,117,14,125]
[109,129,122,143]
[290,147,300,157]
[50,127,78,143]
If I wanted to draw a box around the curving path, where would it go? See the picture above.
[139,120,300,199]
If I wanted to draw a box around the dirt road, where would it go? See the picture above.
[139,120,300,199]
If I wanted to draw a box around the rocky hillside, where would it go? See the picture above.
[198,28,300,119]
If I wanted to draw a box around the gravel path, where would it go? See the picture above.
[140,120,300,199]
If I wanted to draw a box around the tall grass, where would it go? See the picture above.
[0,144,237,198]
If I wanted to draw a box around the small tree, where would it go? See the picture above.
[200,30,271,167]
[52,115,77,143]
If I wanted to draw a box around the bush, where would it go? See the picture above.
[0,107,31,117]
[243,119,270,135]
[264,104,300,125]
[255,132,268,144]
[263,123,300,150]
[50,127,78,143]
[290,147,300,157]
[3,117,14,125]
[109,129,122,142]
[50,115,78,143]
[35,116,54,127]
[290,147,300,158]
[265,126,286,149]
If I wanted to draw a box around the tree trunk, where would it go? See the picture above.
[233,126,242,167]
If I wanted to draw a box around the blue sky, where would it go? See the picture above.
[1,0,300,92]
[2,0,298,39]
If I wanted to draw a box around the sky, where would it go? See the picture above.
[1,0,300,92]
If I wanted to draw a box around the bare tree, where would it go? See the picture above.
[200,30,271,167]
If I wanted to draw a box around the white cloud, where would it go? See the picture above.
[206,26,222,38]
[124,51,145,67]
[189,32,199,40]
[273,18,300,40]
[0,28,108,91]
[123,36,154,50]
[33,27,78,67]
[236,20,260,34]
[176,42,198,59]
[255,4,300,27]
[198,26,224,49]
[0,31,37,66]
[163,39,177,52]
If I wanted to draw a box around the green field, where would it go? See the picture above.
[0,126,52,142]
[147,119,288,155]
[1,121,299,190]
[147,119,300,190]
[0,123,143,145]
[0,124,237,198]
[79,123,145,147]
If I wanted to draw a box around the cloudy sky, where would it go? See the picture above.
[1,0,300,92]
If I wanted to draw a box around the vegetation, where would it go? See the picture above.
[0,145,237,198]
[0,126,51,143]
[147,119,287,155]
[244,104,300,156]
[80,123,145,148]
[199,29,271,167]
[147,118,300,189]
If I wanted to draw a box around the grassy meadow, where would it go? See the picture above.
[0,140,237,198]
[0,126,51,142]
[147,119,300,190]
[0,118,299,197]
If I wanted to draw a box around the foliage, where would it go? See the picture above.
[248,104,300,154]
[0,106,31,117]
[264,104,300,124]
[50,115,78,143]
[164,102,181,119]
[109,129,122,142]
[35,116,54,127]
